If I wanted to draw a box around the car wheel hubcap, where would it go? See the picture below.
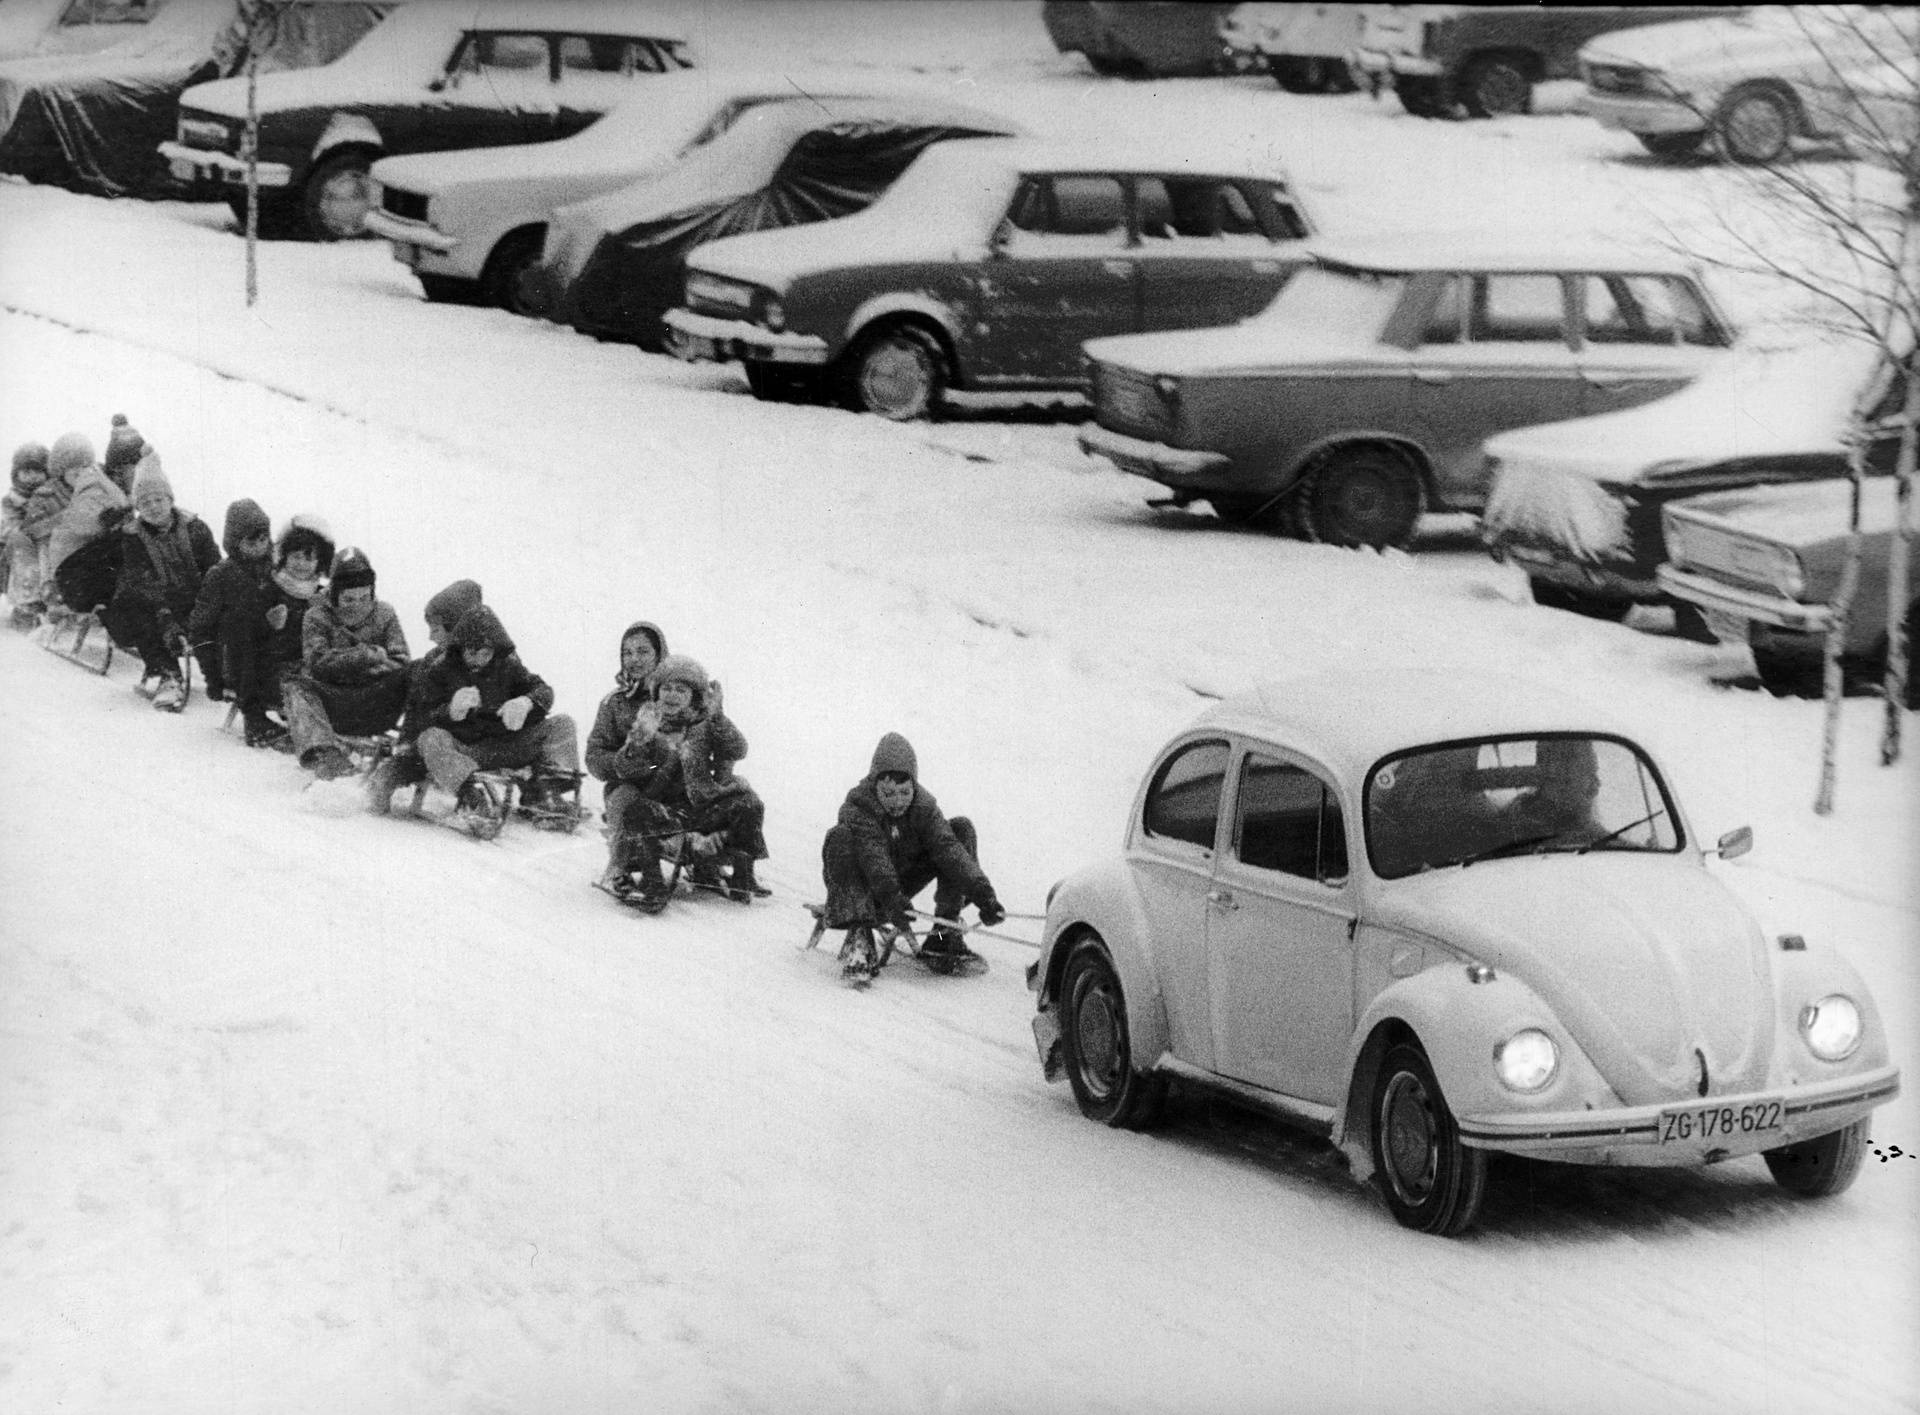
[1726,99,1787,159]
[1479,66,1526,114]
[1382,1072,1439,1201]
[318,169,372,237]
[1075,980,1123,1098]
[861,339,931,417]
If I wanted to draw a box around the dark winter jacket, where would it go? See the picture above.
[187,500,276,688]
[836,732,993,924]
[301,595,410,686]
[116,507,221,627]
[585,620,670,783]
[415,604,554,745]
[19,474,69,539]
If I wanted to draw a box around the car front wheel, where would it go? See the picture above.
[1371,1042,1486,1235]
[302,151,375,241]
[1717,88,1798,165]
[844,324,946,420]
[1395,75,1453,118]
[1459,54,1533,118]
[1764,1119,1868,1198]
[480,228,546,316]
[1060,936,1167,1130]
[1302,446,1426,549]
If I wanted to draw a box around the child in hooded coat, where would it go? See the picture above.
[585,619,668,879]
[600,651,767,908]
[3,443,54,626]
[367,578,484,813]
[412,603,580,810]
[283,547,410,779]
[187,498,275,713]
[822,732,1004,970]
[44,432,128,618]
[101,452,220,708]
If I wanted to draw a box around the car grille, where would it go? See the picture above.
[1097,365,1171,440]
[1584,63,1653,96]
[381,186,429,224]
[1668,523,1789,591]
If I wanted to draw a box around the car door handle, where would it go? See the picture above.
[1103,259,1133,277]
[1206,889,1239,912]
[1413,368,1452,384]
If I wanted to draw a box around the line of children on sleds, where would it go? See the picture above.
[4,424,1005,981]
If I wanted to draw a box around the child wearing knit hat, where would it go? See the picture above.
[187,499,288,744]
[282,545,412,779]
[3,443,55,628]
[98,449,221,711]
[101,414,147,495]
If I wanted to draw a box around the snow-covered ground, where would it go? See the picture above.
[2,5,1916,1412]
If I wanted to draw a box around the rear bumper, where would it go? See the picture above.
[1078,423,1231,481]
[158,140,290,189]
[1458,1065,1899,1165]
[661,308,830,366]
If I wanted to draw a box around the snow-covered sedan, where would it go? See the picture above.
[364,68,970,313]
[1580,6,1920,163]
[662,138,1316,419]
[1028,670,1900,1235]
[1077,239,1733,548]
[160,0,697,240]
[1482,338,1908,624]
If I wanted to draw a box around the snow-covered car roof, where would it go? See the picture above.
[904,133,1297,184]
[1482,337,1899,483]
[1193,668,1643,783]
[373,67,1002,192]
[1308,233,1697,277]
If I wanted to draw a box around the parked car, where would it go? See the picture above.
[0,0,397,197]
[664,138,1316,419]
[1043,1,1239,78]
[1219,3,1372,92]
[0,0,179,64]
[364,69,972,313]
[1581,6,1920,163]
[160,0,696,240]
[1482,340,1908,624]
[1027,668,1900,1235]
[531,95,1022,350]
[1660,478,1917,704]
[1076,238,1734,548]
[1354,4,1732,119]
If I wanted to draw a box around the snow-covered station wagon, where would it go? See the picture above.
[662,138,1315,419]
[1028,671,1899,1236]
[160,0,697,240]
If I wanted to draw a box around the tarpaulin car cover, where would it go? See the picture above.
[0,0,392,196]
[535,94,1017,349]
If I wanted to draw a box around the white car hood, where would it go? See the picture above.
[1581,12,1827,75]
[1374,855,1773,1105]
[1083,317,1386,378]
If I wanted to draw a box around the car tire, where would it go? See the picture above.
[1395,75,1454,119]
[479,228,545,316]
[1060,936,1168,1131]
[1750,637,1823,699]
[1301,446,1426,549]
[301,150,376,241]
[1211,492,1294,535]
[1459,54,1533,119]
[1716,87,1798,165]
[1528,578,1633,622]
[1764,1118,1869,1198]
[1370,1041,1487,1236]
[1637,130,1707,160]
[415,273,479,305]
[745,362,825,406]
[226,190,300,240]
[844,324,946,421]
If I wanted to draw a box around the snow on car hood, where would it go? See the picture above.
[1373,855,1773,1106]
[1482,339,1882,485]
[1581,9,1845,76]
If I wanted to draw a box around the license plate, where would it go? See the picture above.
[168,157,197,181]
[1658,1099,1782,1145]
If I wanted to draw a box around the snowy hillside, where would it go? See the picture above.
[2,4,1916,1412]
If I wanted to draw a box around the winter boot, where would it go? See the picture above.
[920,926,980,974]
[630,854,671,913]
[150,673,187,713]
[454,775,507,839]
[840,926,878,984]
[243,712,291,751]
[724,850,769,903]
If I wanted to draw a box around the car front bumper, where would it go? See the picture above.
[362,208,456,257]
[1078,423,1231,482]
[1353,47,1441,78]
[158,140,291,189]
[661,308,829,367]
[1584,91,1707,137]
[1656,565,1833,635]
[1457,1064,1899,1165]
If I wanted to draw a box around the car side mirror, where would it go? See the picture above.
[988,218,1014,255]
[1713,826,1753,861]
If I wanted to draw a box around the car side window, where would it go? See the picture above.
[1618,275,1718,347]
[1004,175,1127,251]
[1471,275,1570,344]
[1142,740,1230,852]
[1234,754,1348,886]
[1135,177,1272,246]
[1422,275,1465,344]
[558,36,667,76]
[58,0,157,23]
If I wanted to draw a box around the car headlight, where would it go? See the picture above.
[762,297,785,332]
[1799,995,1862,1061]
[1494,1029,1559,1092]
[684,271,757,315]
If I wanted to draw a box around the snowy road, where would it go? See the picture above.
[3,5,1918,1410]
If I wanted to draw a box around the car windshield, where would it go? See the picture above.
[1251,263,1404,335]
[1365,734,1682,879]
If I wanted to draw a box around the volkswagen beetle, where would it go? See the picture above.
[1027,670,1899,1234]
